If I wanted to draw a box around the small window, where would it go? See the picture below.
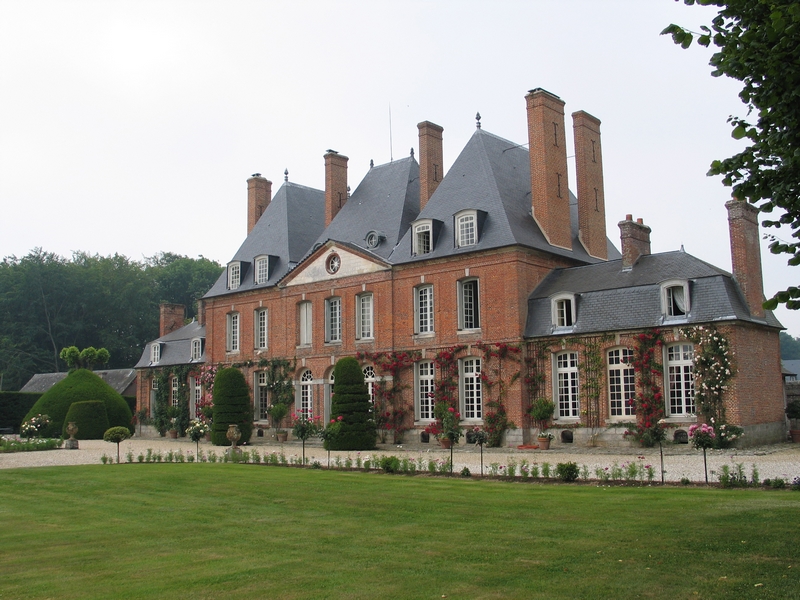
[552,294,576,329]
[228,262,241,289]
[325,297,342,343]
[255,308,268,349]
[456,212,477,247]
[298,301,312,346]
[151,343,161,364]
[414,222,432,255]
[356,293,373,340]
[458,279,480,330]
[414,284,434,334]
[190,338,202,361]
[663,281,689,318]
[255,256,269,284]
[226,312,240,352]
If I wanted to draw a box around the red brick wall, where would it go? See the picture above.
[324,152,348,226]
[247,176,272,235]
[573,110,607,260]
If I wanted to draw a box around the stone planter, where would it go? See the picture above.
[168,429,178,439]
[276,431,288,443]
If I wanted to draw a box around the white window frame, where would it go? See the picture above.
[298,301,312,346]
[555,351,580,419]
[254,255,269,284]
[551,293,576,329]
[666,343,695,416]
[298,369,314,418]
[662,280,690,319]
[356,293,373,340]
[363,365,377,403]
[190,338,202,361]
[256,371,269,421]
[607,348,635,418]
[171,376,179,407]
[458,278,480,331]
[151,377,159,390]
[413,221,432,255]
[191,376,201,419]
[455,210,477,248]
[460,357,482,419]
[414,284,434,335]
[325,297,342,343]
[416,361,436,421]
[226,312,240,353]
[151,343,161,364]
[228,262,241,290]
[255,308,268,349]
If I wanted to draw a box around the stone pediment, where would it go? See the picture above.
[282,243,390,287]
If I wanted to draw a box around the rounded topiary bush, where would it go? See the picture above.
[325,357,376,451]
[64,401,110,440]
[211,367,253,446]
[22,369,134,437]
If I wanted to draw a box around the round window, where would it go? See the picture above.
[326,253,341,274]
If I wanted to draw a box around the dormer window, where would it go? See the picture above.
[151,343,161,363]
[365,231,384,249]
[414,222,432,255]
[191,338,202,361]
[456,211,476,247]
[254,256,269,284]
[228,262,241,290]
[552,293,576,329]
[662,280,689,319]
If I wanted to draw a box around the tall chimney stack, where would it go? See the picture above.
[526,88,572,250]
[324,151,349,226]
[726,198,766,317]
[247,174,272,235]
[573,110,608,260]
[618,215,651,269]
[418,121,444,211]
[159,303,185,336]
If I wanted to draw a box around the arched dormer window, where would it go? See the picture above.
[254,255,269,284]
[151,343,161,364]
[551,293,576,330]
[413,220,433,255]
[662,280,690,319]
[227,261,241,290]
[454,209,488,248]
[190,338,202,361]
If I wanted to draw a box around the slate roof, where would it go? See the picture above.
[391,128,621,264]
[311,156,420,261]
[203,182,325,299]
[524,250,783,337]
[134,320,206,369]
[20,369,137,395]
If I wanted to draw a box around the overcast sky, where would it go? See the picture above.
[2,1,798,335]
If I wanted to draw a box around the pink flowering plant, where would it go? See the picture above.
[689,423,716,449]
[20,414,51,439]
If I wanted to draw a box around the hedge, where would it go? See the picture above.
[325,357,376,451]
[0,392,41,434]
[211,368,253,446]
[64,401,110,440]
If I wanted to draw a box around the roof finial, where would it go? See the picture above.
[370,159,374,169]
[476,112,482,129]
[284,168,289,182]
[410,147,415,158]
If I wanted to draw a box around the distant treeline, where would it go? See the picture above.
[0,249,222,391]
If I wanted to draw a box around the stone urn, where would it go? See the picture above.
[226,424,242,449]
[276,431,288,443]
[65,421,79,450]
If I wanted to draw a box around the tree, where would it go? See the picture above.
[325,357,376,451]
[103,426,132,464]
[211,367,253,446]
[779,331,800,359]
[663,1,800,309]
[59,346,111,370]
[146,252,223,320]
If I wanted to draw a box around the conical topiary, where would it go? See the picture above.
[22,369,133,437]
[211,367,253,446]
[63,401,110,440]
[325,357,376,450]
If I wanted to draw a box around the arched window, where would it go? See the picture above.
[608,348,635,418]
[299,370,314,418]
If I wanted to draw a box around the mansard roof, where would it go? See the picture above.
[203,181,325,299]
[312,156,420,260]
[134,320,206,369]
[392,128,621,264]
[524,250,782,337]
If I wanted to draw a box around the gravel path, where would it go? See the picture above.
[3,435,800,484]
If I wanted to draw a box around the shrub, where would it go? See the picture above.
[103,426,131,463]
[556,462,579,482]
[211,368,252,446]
[325,357,376,451]
[22,369,133,437]
[64,401,110,440]
[379,455,401,473]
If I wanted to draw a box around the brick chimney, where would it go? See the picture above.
[618,215,651,269]
[526,88,572,250]
[247,174,272,235]
[726,198,765,317]
[324,151,349,226]
[418,121,444,211]
[159,303,185,336]
[196,299,205,327]
[572,110,607,260]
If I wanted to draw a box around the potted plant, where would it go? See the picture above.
[269,402,289,442]
[529,397,555,448]
[787,400,800,443]
[166,406,180,439]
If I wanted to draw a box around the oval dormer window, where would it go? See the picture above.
[326,253,341,274]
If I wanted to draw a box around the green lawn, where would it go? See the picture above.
[0,465,797,599]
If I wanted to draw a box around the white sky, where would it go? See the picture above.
[2,1,798,336]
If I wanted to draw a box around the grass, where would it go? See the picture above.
[0,465,798,599]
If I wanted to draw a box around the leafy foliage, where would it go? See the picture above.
[211,368,252,446]
[64,401,110,440]
[59,346,110,370]
[624,330,667,447]
[779,331,800,359]
[326,357,376,451]
[663,1,800,309]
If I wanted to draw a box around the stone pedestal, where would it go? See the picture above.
[64,438,79,450]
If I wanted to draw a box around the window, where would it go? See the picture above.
[191,376,201,419]
[456,211,477,247]
[191,338,202,361]
[171,377,179,407]
[228,262,241,289]
[556,352,580,418]
[666,343,695,416]
[416,361,435,420]
[255,256,269,284]
[256,372,269,421]
[414,222,432,255]
[298,301,312,346]
[608,348,635,417]
[663,282,689,318]
[151,378,159,390]
[461,358,482,419]
[552,294,576,329]
[325,297,342,343]
[363,365,377,403]
[356,293,373,340]
[255,308,268,349]
[299,370,314,418]
[414,284,434,334]
[226,312,240,352]
[458,279,480,330]
[151,343,161,364]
